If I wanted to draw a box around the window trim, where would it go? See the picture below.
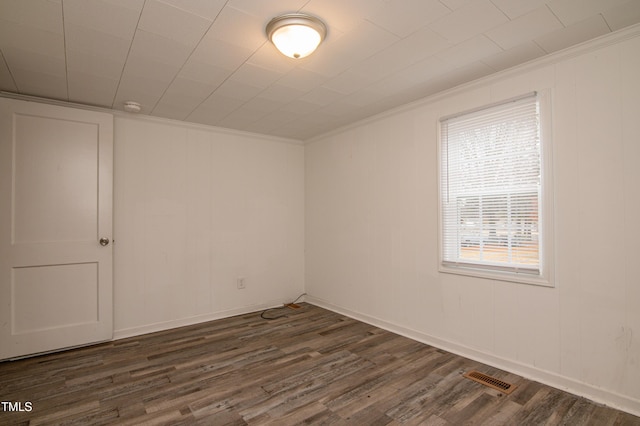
[437,90,554,287]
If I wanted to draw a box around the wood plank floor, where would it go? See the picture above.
[1,304,639,425]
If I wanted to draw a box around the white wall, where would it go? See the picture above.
[305,29,640,415]
[113,117,304,337]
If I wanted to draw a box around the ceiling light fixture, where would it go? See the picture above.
[266,13,326,59]
[123,101,141,113]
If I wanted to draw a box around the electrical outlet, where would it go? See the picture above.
[237,277,246,289]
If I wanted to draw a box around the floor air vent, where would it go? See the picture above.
[285,303,301,309]
[463,370,516,394]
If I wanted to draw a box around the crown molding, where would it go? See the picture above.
[0,92,304,146]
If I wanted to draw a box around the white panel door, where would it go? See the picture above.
[0,98,113,360]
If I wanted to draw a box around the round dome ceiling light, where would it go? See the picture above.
[123,101,141,113]
[266,13,327,59]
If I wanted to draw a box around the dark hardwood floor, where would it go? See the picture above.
[1,304,639,425]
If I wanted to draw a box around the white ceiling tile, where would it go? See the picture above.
[228,0,309,19]
[66,50,125,81]
[178,59,231,87]
[129,30,193,68]
[100,0,144,12]
[244,119,295,139]
[63,0,142,40]
[482,41,546,71]
[335,20,400,60]
[399,56,457,85]
[190,37,254,70]
[258,84,306,103]
[270,123,323,140]
[369,68,448,105]
[280,99,322,114]
[394,26,452,57]
[64,23,131,63]
[11,69,67,100]
[340,89,389,108]
[229,63,283,90]
[162,76,216,100]
[350,27,450,81]
[299,86,343,106]
[322,71,375,95]
[302,0,388,32]
[121,54,181,84]
[67,71,118,107]
[246,112,296,134]
[490,0,552,19]
[436,35,503,69]
[240,97,285,114]
[547,0,630,26]
[158,0,226,21]
[138,0,212,46]
[1,47,66,78]
[365,0,451,37]
[185,107,219,126]
[0,51,18,92]
[117,72,171,97]
[213,79,263,102]
[603,1,640,31]
[217,107,263,128]
[429,0,509,44]
[153,79,214,119]
[301,20,399,77]
[0,0,63,34]
[201,6,266,51]
[218,110,267,129]
[185,107,221,125]
[187,94,245,124]
[535,14,611,53]
[277,68,326,92]
[152,103,195,121]
[438,0,472,10]
[289,110,336,127]
[317,100,361,118]
[368,56,447,96]
[486,6,563,50]
[441,61,496,87]
[0,20,65,58]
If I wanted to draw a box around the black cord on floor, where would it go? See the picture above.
[260,293,307,320]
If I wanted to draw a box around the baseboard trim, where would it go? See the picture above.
[306,295,640,418]
[113,301,281,340]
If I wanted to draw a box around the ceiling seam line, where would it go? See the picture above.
[545,4,565,28]
[184,34,272,125]
[0,50,19,93]
[601,13,613,32]
[109,0,147,109]
[61,0,70,101]
[149,0,232,115]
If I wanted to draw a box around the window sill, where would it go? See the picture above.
[439,263,554,287]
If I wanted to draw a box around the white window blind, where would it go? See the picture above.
[440,93,541,276]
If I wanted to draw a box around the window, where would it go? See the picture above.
[439,92,552,285]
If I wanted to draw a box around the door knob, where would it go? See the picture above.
[99,237,110,246]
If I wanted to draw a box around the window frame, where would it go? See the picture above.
[437,90,554,287]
